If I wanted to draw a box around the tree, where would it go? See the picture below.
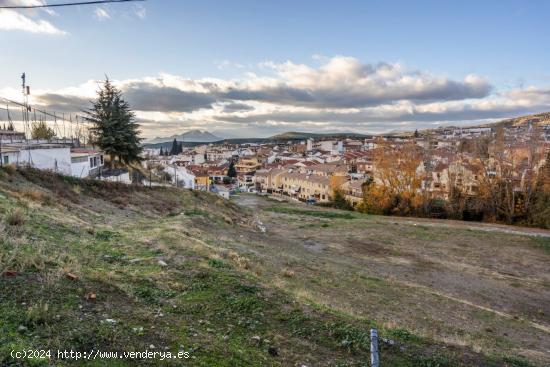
[227,161,237,178]
[160,147,164,156]
[31,120,56,140]
[169,139,179,156]
[84,78,142,166]
[332,189,353,210]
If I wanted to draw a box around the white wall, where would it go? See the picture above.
[16,147,71,175]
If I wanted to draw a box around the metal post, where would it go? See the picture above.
[370,328,379,367]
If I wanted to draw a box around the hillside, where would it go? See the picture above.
[483,112,550,129]
[145,130,221,144]
[1,168,549,366]
[269,131,371,140]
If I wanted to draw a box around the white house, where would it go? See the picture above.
[2,143,72,174]
[70,149,104,178]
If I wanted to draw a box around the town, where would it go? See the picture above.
[3,110,549,225]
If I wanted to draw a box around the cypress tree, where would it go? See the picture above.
[170,139,178,156]
[227,161,237,178]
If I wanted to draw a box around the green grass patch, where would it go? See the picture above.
[266,206,356,219]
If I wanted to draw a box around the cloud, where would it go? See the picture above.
[133,4,146,19]
[94,7,110,21]
[121,81,217,113]
[0,0,66,35]
[22,56,550,138]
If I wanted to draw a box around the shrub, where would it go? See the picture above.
[22,188,43,202]
[3,164,16,175]
[6,208,25,226]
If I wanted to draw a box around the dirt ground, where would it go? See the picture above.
[226,194,550,365]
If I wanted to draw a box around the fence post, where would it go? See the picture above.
[370,328,379,367]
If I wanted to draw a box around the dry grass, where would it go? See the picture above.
[282,268,295,278]
[3,164,16,175]
[227,250,251,270]
[5,208,25,226]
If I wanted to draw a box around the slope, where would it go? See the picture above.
[0,167,547,366]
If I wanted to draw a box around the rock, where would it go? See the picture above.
[86,293,96,301]
[17,325,28,332]
[268,346,278,356]
[149,344,155,349]
[157,260,168,267]
[104,319,117,324]
[251,335,261,346]
[129,258,143,263]
[65,273,79,281]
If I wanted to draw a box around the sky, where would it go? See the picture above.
[0,0,550,139]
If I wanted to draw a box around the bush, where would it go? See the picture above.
[22,188,43,202]
[6,208,26,226]
[2,164,16,175]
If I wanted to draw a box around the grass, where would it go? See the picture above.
[0,169,547,366]
[532,236,550,254]
[5,208,26,226]
[266,205,356,219]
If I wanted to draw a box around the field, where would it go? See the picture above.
[1,168,549,366]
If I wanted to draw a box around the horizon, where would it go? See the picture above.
[1,0,550,139]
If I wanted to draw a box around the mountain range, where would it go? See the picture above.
[144,130,221,144]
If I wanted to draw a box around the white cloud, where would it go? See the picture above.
[0,6,66,35]
[94,7,110,21]
[23,57,550,138]
[134,4,146,19]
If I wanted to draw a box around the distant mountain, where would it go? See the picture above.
[145,130,221,144]
[269,131,370,140]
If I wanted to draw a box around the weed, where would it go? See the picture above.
[95,230,118,241]
[387,327,422,343]
[25,301,51,327]
[282,268,295,278]
[208,258,231,268]
[502,356,536,367]
[5,208,25,226]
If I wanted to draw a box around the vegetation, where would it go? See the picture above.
[31,120,56,140]
[0,168,547,366]
[84,78,143,166]
[356,137,550,229]
[227,161,237,178]
[329,189,354,211]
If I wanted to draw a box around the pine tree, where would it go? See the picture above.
[159,147,164,156]
[84,78,142,166]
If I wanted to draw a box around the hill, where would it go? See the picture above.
[145,130,221,144]
[480,112,550,129]
[1,167,549,366]
[269,131,371,140]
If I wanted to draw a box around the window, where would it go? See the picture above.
[71,156,87,163]
[3,155,8,165]
[100,155,104,165]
